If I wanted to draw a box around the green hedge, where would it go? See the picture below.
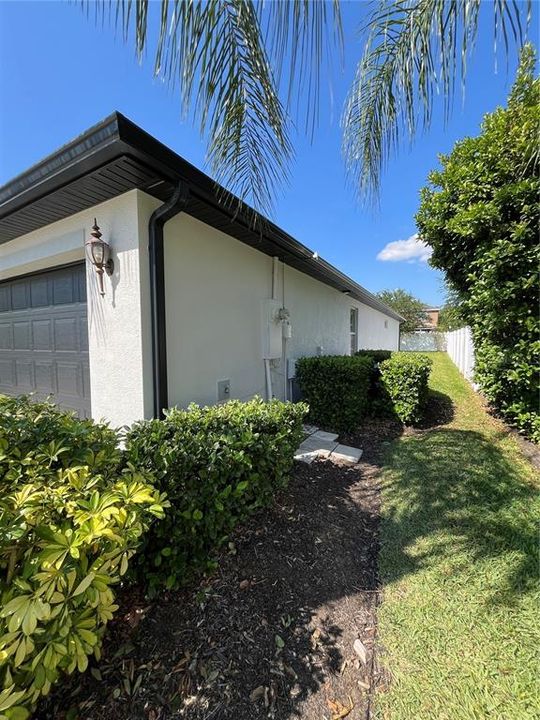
[123,398,306,594]
[416,46,539,441]
[0,397,164,719]
[355,349,392,363]
[379,353,433,424]
[295,355,374,431]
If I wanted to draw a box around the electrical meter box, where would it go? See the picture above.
[261,299,282,359]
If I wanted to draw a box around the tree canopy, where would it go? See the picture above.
[376,289,428,333]
[417,44,539,440]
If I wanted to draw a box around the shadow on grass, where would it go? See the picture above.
[380,426,538,605]
[414,389,454,429]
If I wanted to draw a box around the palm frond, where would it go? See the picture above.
[84,0,341,217]
[342,0,532,204]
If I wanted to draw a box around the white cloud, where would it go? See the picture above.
[376,234,432,263]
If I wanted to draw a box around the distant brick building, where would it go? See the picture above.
[417,307,440,331]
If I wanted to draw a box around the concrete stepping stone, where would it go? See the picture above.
[311,430,339,442]
[298,435,339,454]
[294,428,363,466]
[330,444,363,465]
[293,449,321,465]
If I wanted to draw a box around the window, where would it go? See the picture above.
[384,320,388,329]
[350,307,358,354]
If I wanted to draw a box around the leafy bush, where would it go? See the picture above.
[124,398,306,594]
[0,397,165,718]
[416,45,539,441]
[355,349,392,363]
[295,355,374,431]
[379,353,432,424]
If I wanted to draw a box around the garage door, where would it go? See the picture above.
[0,264,91,417]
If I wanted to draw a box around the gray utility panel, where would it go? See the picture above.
[0,264,91,417]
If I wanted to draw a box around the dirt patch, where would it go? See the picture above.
[38,432,388,720]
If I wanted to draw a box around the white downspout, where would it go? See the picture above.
[264,358,273,402]
[264,256,280,401]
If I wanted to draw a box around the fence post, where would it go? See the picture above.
[445,326,475,384]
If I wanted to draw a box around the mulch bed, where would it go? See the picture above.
[37,425,392,720]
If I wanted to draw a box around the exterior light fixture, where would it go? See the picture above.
[85,219,114,296]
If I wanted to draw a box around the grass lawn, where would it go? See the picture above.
[377,352,539,720]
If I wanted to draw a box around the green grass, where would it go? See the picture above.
[377,353,539,720]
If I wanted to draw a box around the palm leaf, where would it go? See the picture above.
[84,0,341,217]
[342,0,532,203]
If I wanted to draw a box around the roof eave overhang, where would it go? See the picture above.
[0,112,404,323]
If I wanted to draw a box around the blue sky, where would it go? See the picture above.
[0,1,536,305]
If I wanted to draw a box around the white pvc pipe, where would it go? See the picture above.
[264,358,273,401]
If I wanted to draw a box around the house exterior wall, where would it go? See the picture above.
[1,188,400,425]
[162,212,272,408]
[356,302,400,350]
[0,190,152,427]
[159,202,400,407]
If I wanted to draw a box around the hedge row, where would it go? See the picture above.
[379,353,433,424]
[295,355,374,431]
[355,349,392,363]
[296,352,432,429]
[0,395,305,716]
[0,396,165,719]
[124,398,307,594]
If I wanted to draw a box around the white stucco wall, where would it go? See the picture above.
[0,190,152,427]
[162,212,272,408]
[2,186,400,424]
[357,302,400,351]
[158,201,400,407]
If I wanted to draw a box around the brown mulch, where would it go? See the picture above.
[38,390,457,720]
[37,430,391,720]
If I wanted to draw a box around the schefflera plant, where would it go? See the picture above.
[0,397,166,719]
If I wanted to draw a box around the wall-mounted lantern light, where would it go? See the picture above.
[85,219,114,296]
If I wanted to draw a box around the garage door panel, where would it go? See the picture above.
[13,322,30,350]
[15,359,33,388]
[35,362,54,392]
[82,364,90,398]
[0,264,90,417]
[11,282,28,310]
[30,277,49,307]
[32,320,52,350]
[0,359,14,385]
[52,274,76,305]
[0,323,11,349]
[53,317,78,351]
[56,362,80,396]
[0,287,9,312]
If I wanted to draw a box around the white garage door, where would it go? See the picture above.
[0,264,91,417]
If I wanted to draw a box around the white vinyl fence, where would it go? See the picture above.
[445,326,475,382]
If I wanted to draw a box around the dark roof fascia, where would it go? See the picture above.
[0,114,124,213]
[0,112,404,323]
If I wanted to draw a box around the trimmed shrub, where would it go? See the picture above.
[123,398,307,594]
[0,396,165,718]
[355,349,392,364]
[379,353,433,424]
[295,355,374,431]
[416,45,540,440]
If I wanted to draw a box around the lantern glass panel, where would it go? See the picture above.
[92,242,105,265]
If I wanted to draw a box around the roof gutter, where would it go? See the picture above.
[148,181,190,419]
